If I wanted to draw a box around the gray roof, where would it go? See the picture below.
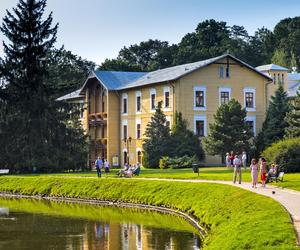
[288,73,300,97]
[256,64,289,72]
[80,54,272,93]
[56,89,83,101]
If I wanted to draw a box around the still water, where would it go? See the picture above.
[0,197,202,250]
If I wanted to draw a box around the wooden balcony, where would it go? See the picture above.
[88,112,107,127]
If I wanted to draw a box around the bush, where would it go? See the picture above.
[159,155,198,169]
[262,138,300,173]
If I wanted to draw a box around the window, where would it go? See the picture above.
[282,74,284,84]
[150,89,156,111]
[164,86,170,108]
[245,92,254,108]
[246,116,256,136]
[137,150,142,164]
[122,93,128,114]
[278,73,280,84]
[194,115,207,137]
[136,91,141,113]
[122,120,128,139]
[123,125,127,140]
[194,86,206,110]
[219,66,224,78]
[123,150,128,165]
[244,88,256,111]
[196,121,204,137]
[273,73,276,84]
[136,119,141,139]
[219,87,231,105]
[195,91,204,107]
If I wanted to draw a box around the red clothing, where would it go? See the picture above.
[261,173,266,181]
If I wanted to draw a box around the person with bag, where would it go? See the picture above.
[233,154,242,184]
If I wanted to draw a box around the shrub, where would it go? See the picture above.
[159,155,198,169]
[262,138,300,173]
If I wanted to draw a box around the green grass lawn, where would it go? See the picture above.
[0,176,297,249]
[20,167,300,191]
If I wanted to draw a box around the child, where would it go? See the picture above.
[250,158,258,188]
[225,152,230,168]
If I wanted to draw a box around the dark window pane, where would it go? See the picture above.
[136,96,141,112]
[220,91,229,105]
[196,120,204,137]
[245,92,254,108]
[137,124,141,139]
[195,91,204,107]
[123,98,127,113]
[246,121,254,135]
[123,125,127,139]
[165,91,170,108]
[151,94,156,109]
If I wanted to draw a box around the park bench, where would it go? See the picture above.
[269,171,284,183]
[0,169,9,175]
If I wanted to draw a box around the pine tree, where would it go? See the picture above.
[259,85,291,149]
[285,88,300,138]
[204,99,252,158]
[142,101,170,168]
[170,112,205,161]
[0,0,88,172]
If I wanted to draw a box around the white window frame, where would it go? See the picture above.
[136,118,141,139]
[163,86,171,111]
[150,88,156,112]
[246,116,256,136]
[219,87,231,106]
[243,87,256,112]
[194,115,207,137]
[165,116,171,129]
[122,120,128,140]
[122,93,128,115]
[194,86,206,111]
[136,90,142,114]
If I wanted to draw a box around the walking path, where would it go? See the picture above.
[140,178,300,245]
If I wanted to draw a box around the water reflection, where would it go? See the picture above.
[0,197,202,250]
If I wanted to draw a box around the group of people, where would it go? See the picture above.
[225,151,270,188]
[94,157,110,177]
[117,162,141,178]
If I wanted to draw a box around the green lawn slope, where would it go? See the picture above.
[0,176,297,249]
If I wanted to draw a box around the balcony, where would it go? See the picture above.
[88,112,107,126]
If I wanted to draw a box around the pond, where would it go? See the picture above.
[0,197,202,250]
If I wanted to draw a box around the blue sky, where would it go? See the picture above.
[0,0,300,65]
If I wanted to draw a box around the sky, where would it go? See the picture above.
[0,0,300,65]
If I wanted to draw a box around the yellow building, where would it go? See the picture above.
[62,54,291,166]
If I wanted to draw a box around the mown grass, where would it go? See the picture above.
[0,176,297,249]
[19,167,300,191]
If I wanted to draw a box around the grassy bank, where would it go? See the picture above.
[23,167,300,191]
[0,176,297,249]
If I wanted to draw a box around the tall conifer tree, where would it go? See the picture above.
[285,88,300,138]
[0,0,87,172]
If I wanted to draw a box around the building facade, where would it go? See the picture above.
[61,54,293,166]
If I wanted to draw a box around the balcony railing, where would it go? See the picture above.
[88,112,108,127]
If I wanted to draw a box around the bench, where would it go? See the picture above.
[268,171,284,183]
[0,169,9,175]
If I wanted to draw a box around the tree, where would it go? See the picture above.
[285,88,300,138]
[142,101,170,168]
[204,99,252,158]
[0,0,88,172]
[170,112,205,161]
[257,85,291,152]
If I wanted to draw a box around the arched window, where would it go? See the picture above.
[137,151,142,164]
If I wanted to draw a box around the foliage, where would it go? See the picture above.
[142,101,170,168]
[256,85,291,153]
[159,155,198,169]
[285,88,300,138]
[0,0,88,173]
[262,138,300,173]
[0,176,297,249]
[170,112,205,161]
[204,99,252,157]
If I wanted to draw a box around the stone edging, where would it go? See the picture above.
[0,193,208,239]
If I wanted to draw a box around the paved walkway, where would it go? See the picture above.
[140,178,300,245]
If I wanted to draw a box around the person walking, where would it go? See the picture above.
[104,159,110,173]
[233,154,242,184]
[225,152,230,168]
[242,151,247,169]
[229,151,235,167]
[250,158,258,188]
[260,157,267,187]
[95,157,103,178]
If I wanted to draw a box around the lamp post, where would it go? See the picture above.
[123,136,132,164]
